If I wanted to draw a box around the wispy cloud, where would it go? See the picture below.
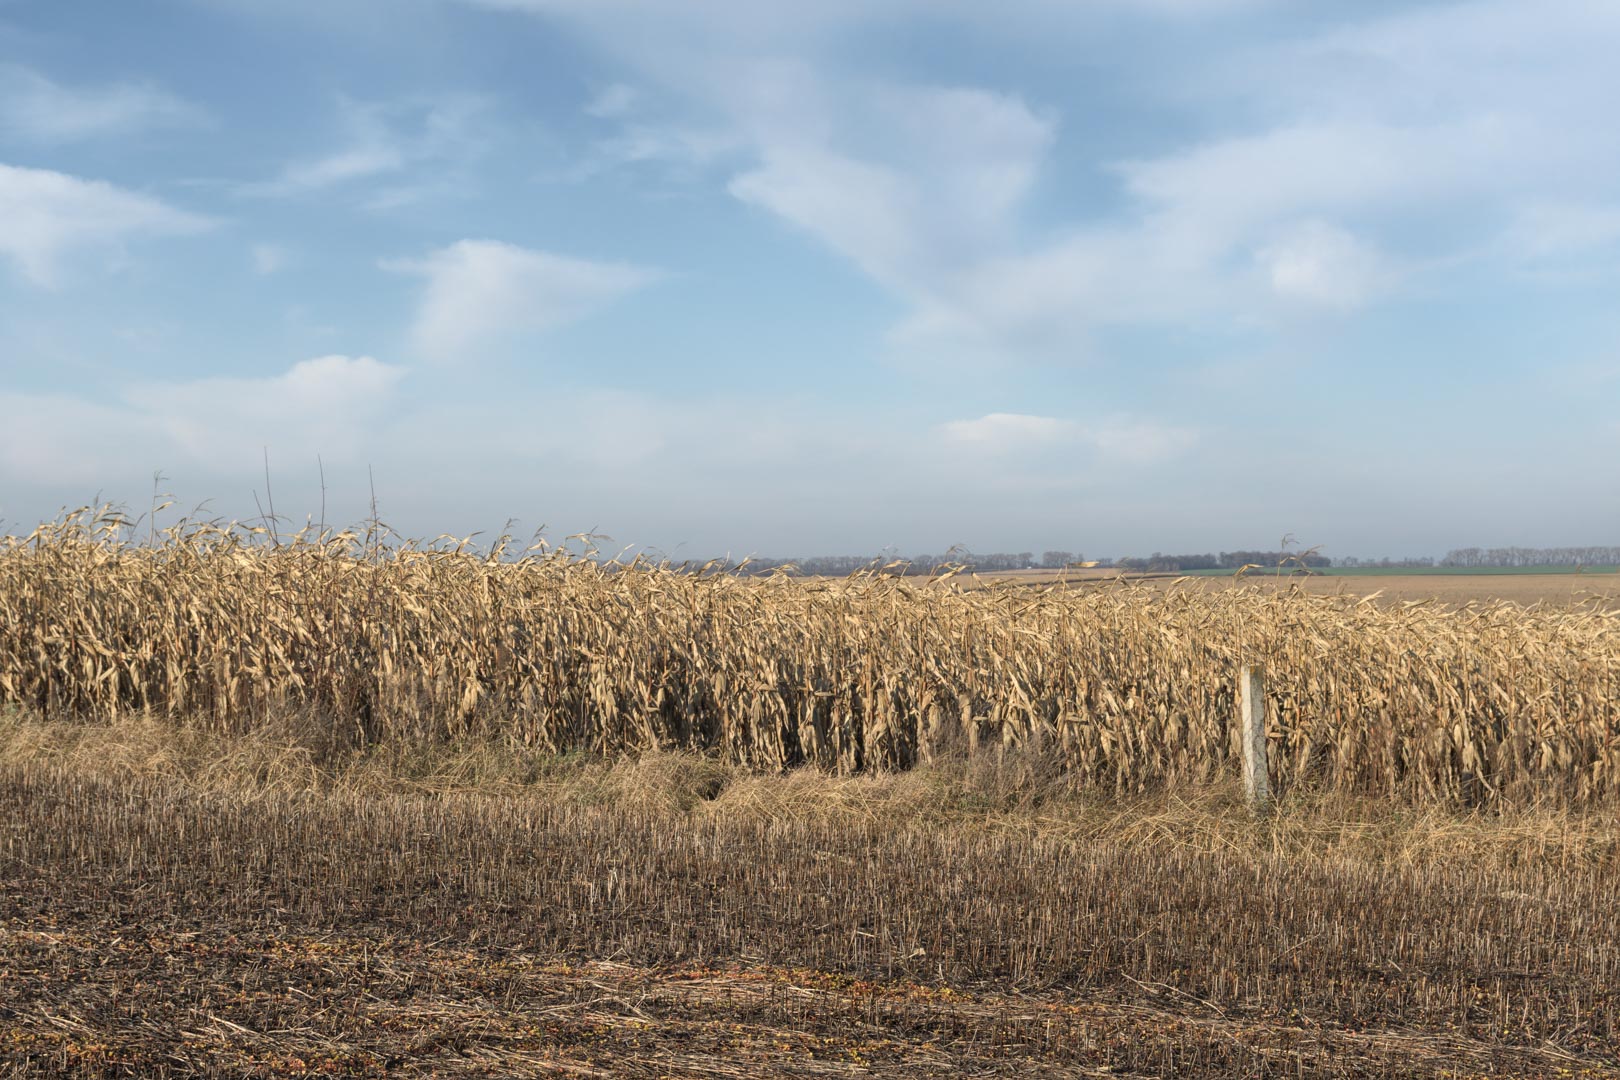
[250,243,289,274]
[382,239,660,363]
[583,82,638,118]
[0,63,205,142]
[1254,220,1389,310]
[1503,202,1620,260]
[564,79,741,184]
[268,144,404,192]
[576,123,741,183]
[0,163,212,286]
[0,392,142,488]
[0,356,405,488]
[940,413,1196,464]
[242,94,490,200]
[728,82,1054,291]
[468,0,1620,367]
[1084,417,1201,465]
[940,412,1072,449]
[122,355,406,468]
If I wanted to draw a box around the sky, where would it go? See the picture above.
[1,0,1617,560]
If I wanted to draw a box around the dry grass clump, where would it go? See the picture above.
[4,510,1619,806]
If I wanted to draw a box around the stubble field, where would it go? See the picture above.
[974,568,1620,608]
[4,718,1618,1078]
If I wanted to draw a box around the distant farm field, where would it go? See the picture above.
[972,567,1620,607]
[1196,571,1620,606]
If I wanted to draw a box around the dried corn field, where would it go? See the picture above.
[4,512,1620,807]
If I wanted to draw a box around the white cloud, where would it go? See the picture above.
[940,412,1195,464]
[471,0,1620,366]
[731,146,918,290]
[250,243,289,274]
[941,412,1072,449]
[0,392,143,488]
[1083,417,1199,465]
[728,83,1054,293]
[877,53,1619,359]
[873,121,1427,358]
[181,0,440,31]
[243,95,489,199]
[1255,220,1388,309]
[1301,0,1620,125]
[568,74,741,183]
[578,124,742,182]
[1119,125,1415,253]
[1505,203,1620,259]
[0,63,204,142]
[584,83,638,118]
[542,389,670,467]
[1129,0,1269,12]
[0,163,212,286]
[470,4,1264,361]
[382,239,659,362]
[123,355,405,467]
[454,0,885,43]
[272,144,404,191]
[0,356,406,488]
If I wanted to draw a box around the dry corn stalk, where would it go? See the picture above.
[3,508,1617,806]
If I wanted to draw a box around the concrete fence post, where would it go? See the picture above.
[1239,664,1271,815]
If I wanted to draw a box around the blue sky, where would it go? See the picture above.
[2,0,1617,559]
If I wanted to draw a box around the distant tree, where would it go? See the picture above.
[1441,546,1620,568]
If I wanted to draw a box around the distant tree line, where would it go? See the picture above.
[1438,546,1620,568]
[763,552,1045,576]
[698,551,1092,577]
[1112,551,1332,573]
[679,544,1619,578]
[1336,556,1436,568]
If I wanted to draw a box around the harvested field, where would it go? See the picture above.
[974,569,1620,608]
[1201,572,1620,608]
[2,716,1618,1078]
